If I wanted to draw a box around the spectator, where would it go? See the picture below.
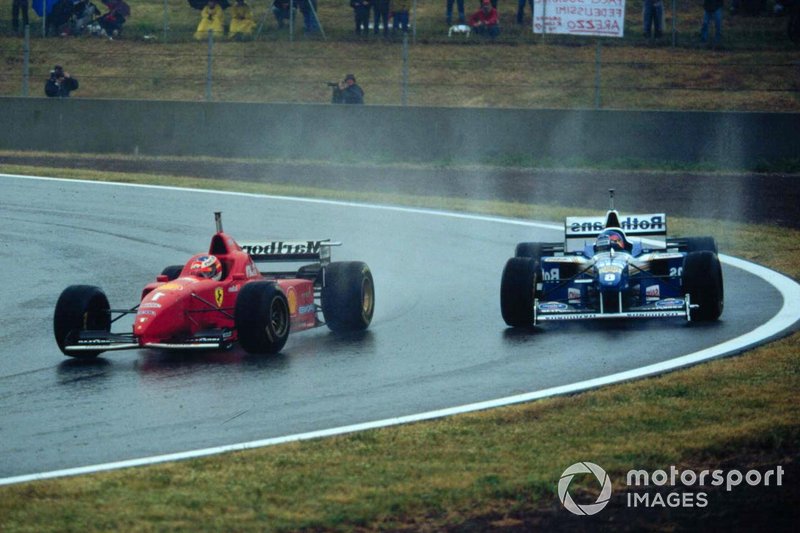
[643,0,663,38]
[468,0,500,37]
[446,0,465,25]
[373,0,390,36]
[393,0,410,33]
[47,0,74,36]
[516,0,531,25]
[45,65,79,97]
[96,0,130,38]
[70,0,100,35]
[229,0,255,39]
[351,0,371,35]
[271,0,295,28]
[298,0,320,33]
[12,0,29,35]
[332,73,364,104]
[701,0,723,45]
[194,0,225,40]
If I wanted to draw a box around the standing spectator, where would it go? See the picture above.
[97,0,131,38]
[332,73,364,104]
[351,0,371,35]
[373,0,390,36]
[468,0,500,37]
[393,0,410,33]
[701,0,723,45]
[194,0,225,40]
[298,0,320,33]
[446,0,465,25]
[45,65,79,97]
[643,0,663,38]
[516,0,531,25]
[229,0,255,39]
[271,0,295,28]
[12,0,29,35]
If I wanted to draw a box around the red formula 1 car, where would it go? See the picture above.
[54,213,375,358]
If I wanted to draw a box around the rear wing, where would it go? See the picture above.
[240,240,340,266]
[565,213,668,253]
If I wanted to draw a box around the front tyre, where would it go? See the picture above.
[322,262,375,332]
[235,282,290,354]
[501,257,537,327]
[682,251,724,321]
[53,285,111,358]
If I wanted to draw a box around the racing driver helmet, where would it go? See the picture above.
[594,229,626,253]
[189,255,223,281]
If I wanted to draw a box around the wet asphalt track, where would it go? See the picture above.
[0,176,788,478]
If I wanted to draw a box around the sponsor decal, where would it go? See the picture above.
[568,287,581,304]
[214,287,224,307]
[140,302,162,309]
[158,282,184,291]
[137,310,156,316]
[298,304,316,314]
[245,264,258,278]
[567,214,666,235]
[228,285,240,293]
[545,256,586,263]
[542,268,560,281]
[287,287,298,315]
[242,241,324,256]
[539,302,569,311]
[656,298,684,308]
[645,285,660,300]
[598,265,623,274]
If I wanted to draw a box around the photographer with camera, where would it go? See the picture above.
[44,65,79,98]
[329,74,364,104]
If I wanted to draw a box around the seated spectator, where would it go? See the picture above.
[468,0,500,38]
[70,0,100,35]
[272,0,295,28]
[45,65,79,97]
[229,0,255,39]
[96,0,130,37]
[194,0,225,40]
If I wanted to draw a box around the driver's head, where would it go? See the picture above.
[595,229,625,253]
[189,255,222,280]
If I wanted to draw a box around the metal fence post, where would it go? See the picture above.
[671,0,677,47]
[163,0,169,43]
[206,30,214,101]
[22,25,30,97]
[402,32,409,106]
[594,40,602,109]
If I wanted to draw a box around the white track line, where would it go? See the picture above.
[1,173,799,486]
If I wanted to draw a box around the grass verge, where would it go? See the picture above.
[0,165,798,531]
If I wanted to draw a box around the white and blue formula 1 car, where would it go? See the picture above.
[500,190,724,327]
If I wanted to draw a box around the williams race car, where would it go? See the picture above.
[54,212,375,358]
[501,190,723,327]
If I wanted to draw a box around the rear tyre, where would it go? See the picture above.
[160,265,183,280]
[501,257,537,327]
[682,251,724,321]
[322,262,375,332]
[235,282,290,354]
[53,285,111,358]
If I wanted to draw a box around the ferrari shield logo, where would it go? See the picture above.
[214,287,224,307]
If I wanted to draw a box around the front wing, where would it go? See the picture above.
[533,295,695,324]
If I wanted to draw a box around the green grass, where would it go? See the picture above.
[0,163,798,531]
[0,0,798,109]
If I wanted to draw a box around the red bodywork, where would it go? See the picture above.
[133,231,317,348]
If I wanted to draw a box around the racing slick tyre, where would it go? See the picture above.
[53,285,111,358]
[501,257,537,328]
[684,236,718,254]
[235,282,290,354]
[160,265,183,281]
[321,262,375,332]
[682,251,724,322]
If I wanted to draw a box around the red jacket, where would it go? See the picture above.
[468,7,498,27]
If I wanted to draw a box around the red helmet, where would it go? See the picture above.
[189,255,222,280]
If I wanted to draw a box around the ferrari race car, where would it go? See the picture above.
[54,213,375,358]
[501,190,724,327]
